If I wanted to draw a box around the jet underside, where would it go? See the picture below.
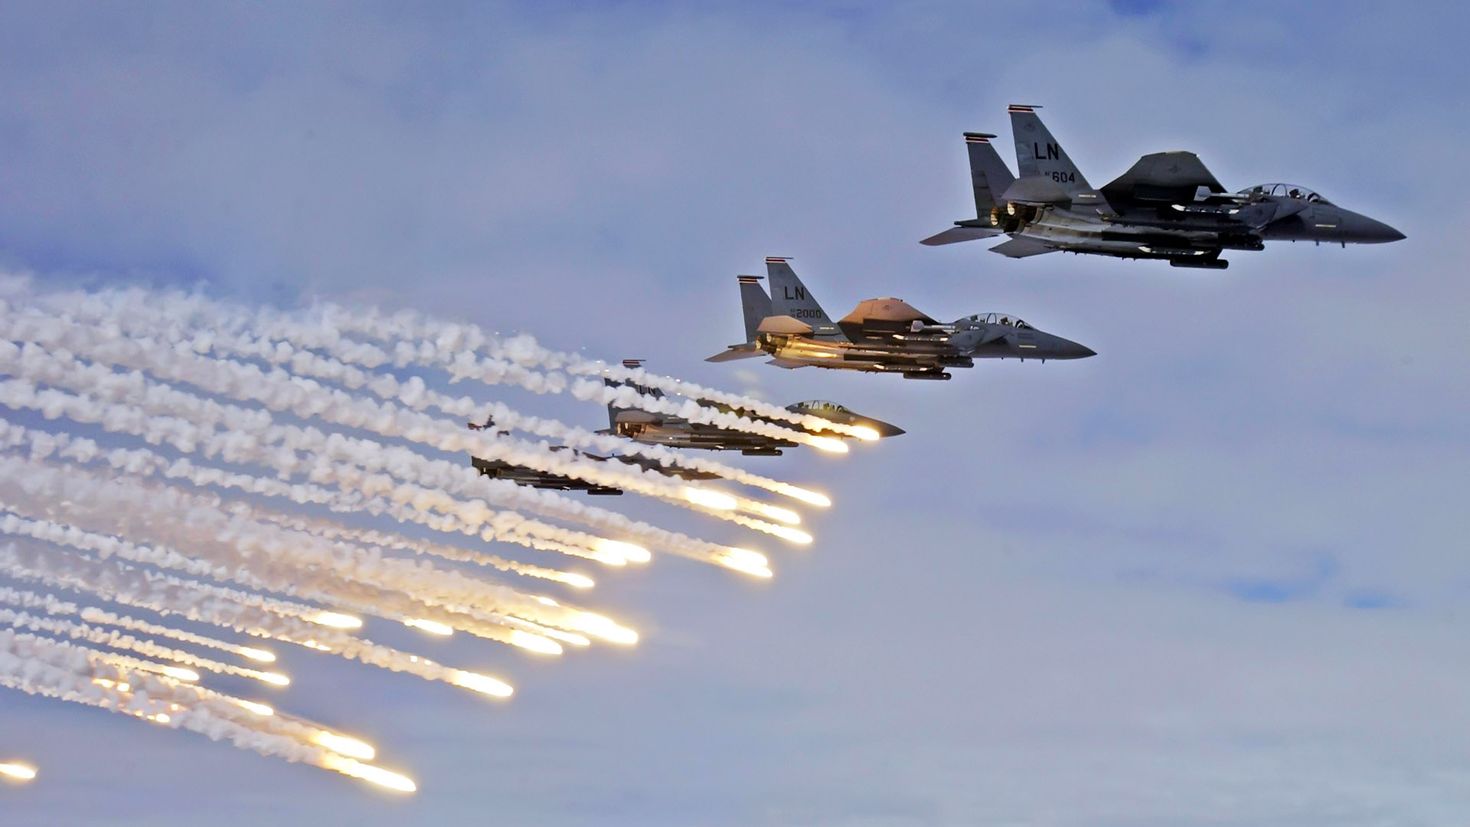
[1008,207,1263,259]
[623,422,795,452]
[763,334,965,373]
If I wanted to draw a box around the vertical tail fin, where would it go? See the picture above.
[765,257,834,328]
[1008,104,1091,195]
[737,275,772,342]
[964,132,1016,215]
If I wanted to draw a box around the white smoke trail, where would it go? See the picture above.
[239,507,596,589]
[0,457,632,651]
[300,301,871,440]
[0,542,353,633]
[0,342,765,567]
[0,415,607,580]
[0,312,802,528]
[7,282,854,445]
[0,479,578,652]
[0,403,632,572]
[0,543,514,699]
[0,630,417,791]
[0,276,831,789]
[0,608,289,685]
[34,287,831,503]
[0,585,276,664]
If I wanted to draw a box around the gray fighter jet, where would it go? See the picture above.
[922,105,1405,269]
[467,417,715,497]
[600,360,903,455]
[706,257,1094,380]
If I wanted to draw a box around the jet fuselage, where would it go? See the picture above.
[925,108,1404,269]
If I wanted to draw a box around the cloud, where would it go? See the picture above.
[0,2,1466,824]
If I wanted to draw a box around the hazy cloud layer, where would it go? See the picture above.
[0,2,1466,825]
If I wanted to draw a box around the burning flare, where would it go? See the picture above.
[748,502,801,526]
[449,670,514,699]
[716,547,774,579]
[403,618,454,637]
[232,699,275,717]
[306,611,363,630]
[238,646,277,664]
[0,762,37,782]
[257,671,292,687]
[139,665,200,683]
[762,524,813,545]
[311,731,377,761]
[807,436,849,454]
[682,487,739,512]
[774,484,832,508]
[569,612,639,646]
[320,754,417,794]
[508,630,563,656]
[594,538,651,565]
[562,572,595,589]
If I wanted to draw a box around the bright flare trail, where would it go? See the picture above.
[0,762,36,782]
[0,276,863,792]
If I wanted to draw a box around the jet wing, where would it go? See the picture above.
[920,226,1002,246]
[989,237,1058,258]
[705,342,764,363]
[1101,151,1226,206]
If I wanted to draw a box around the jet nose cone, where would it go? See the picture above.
[1054,338,1096,359]
[1346,213,1406,243]
[1363,217,1405,243]
[860,419,905,437]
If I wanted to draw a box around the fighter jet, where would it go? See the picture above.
[471,452,625,495]
[706,257,1094,380]
[467,417,714,497]
[600,360,904,455]
[922,105,1405,269]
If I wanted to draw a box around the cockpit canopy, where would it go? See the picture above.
[963,312,1032,330]
[787,400,848,415]
[1238,183,1333,205]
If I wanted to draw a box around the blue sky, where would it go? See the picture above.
[0,2,1467,825]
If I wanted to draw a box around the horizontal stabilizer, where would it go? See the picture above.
[614,409,659,425]
[1001,176,1073,206]
[989,237,1058,258]
[705,342,764,363]
[920,226,1001,246]
[756,315,814,336]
